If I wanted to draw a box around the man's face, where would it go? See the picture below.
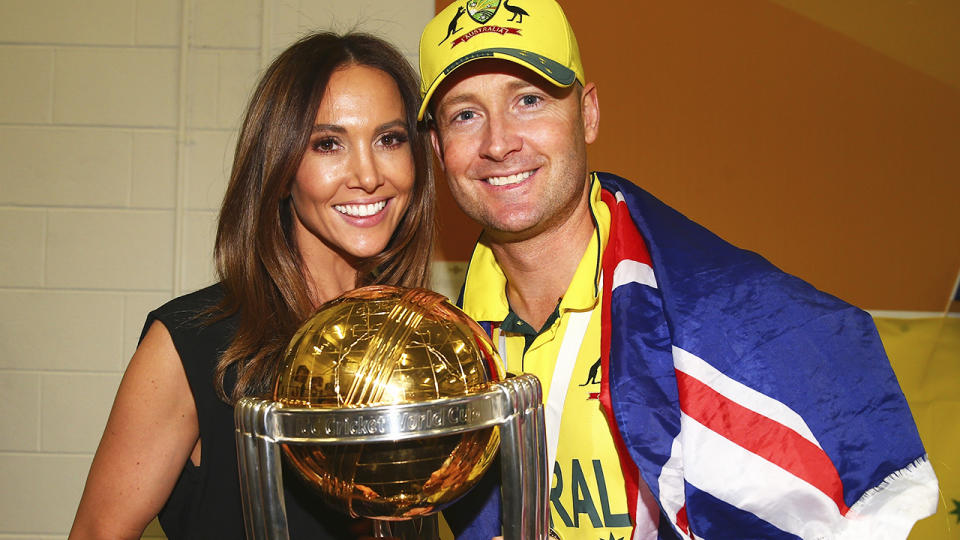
[429,60,598,241]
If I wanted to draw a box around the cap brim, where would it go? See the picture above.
[418,47,578,121]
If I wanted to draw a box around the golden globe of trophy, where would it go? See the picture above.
[235,286,550,540]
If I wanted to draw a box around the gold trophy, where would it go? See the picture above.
[235,286,549,539]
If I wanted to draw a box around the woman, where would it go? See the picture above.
[69,32,434,539]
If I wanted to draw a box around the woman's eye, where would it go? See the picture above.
[312,138,338,152]
[379,131,408,148]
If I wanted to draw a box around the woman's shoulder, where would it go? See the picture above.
[141,283,232,344]
[155,283,225,317]
[140,284,239,391]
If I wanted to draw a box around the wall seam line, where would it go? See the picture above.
[35,371,43,451]
[173,0,191,297]
[261,0,271,68]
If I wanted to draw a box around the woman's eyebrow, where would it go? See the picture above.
[312,123,345,133]
[375,119,408,132]
[311,119,407,133]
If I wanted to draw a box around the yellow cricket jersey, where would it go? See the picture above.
[460,177,634,540]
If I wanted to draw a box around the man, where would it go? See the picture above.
[418,1,938,538]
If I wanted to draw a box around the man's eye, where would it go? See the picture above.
[454,110,475,122]
[520,95,541,106]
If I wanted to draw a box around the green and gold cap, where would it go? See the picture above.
[418,0,585,120]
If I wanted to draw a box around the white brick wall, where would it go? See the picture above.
[0,1,432,537]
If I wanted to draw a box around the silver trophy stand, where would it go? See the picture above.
[235,374,549,540]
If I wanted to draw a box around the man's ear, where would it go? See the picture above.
[581,82,599,144]
[429,124,446,169]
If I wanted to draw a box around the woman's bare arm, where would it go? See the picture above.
[69,320,200,539]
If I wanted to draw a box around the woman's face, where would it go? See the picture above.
[290,64,415,265]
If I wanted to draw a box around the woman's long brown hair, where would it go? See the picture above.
[212,32,435,403]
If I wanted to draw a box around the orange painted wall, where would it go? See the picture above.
[432,0,960,312]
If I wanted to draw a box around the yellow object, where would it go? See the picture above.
[459,178,635,538]
[274,286,502,520]
[418,0,585,120]
[876,316,960,539]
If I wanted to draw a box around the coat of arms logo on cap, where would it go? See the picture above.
[467,0,501,23]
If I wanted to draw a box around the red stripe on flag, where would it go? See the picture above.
[676,370,850,515]
[599,187,652,536]
[675,505,691,536]
[604,194,652,268]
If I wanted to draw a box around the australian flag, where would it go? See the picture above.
[448,173,938,539]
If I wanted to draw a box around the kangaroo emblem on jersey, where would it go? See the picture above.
[439,6,466,45]
[467,0,501,23]
[580,358,601,386]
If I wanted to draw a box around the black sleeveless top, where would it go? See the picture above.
[144,284,350,539]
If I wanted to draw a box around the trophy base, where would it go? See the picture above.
[372,516,439,540]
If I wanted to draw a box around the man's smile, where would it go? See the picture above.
[484,169,535,186]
